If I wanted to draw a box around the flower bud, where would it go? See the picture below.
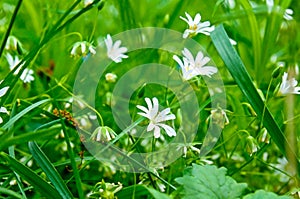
[105,73,117,83]
[70,41,96,58]
[5,36,24,54]
[175,108,182,127]
[245,136,258,156]
[257,128,270,144]
[91,126,116,143]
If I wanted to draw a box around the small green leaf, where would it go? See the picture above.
[243,190,292,199]
[28,141,74,199]
[175,164,247,199]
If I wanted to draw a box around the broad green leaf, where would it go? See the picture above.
[28,141,74,199]
[210,25,299,172]
[243,190,292,199]
[0,152,61,199]
[175,164,247,199]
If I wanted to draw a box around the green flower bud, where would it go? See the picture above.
[257,128,270,144]
[245,136,258,156]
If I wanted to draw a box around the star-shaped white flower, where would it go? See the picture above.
[5,53,34,83]
[180,12,215,38]
[278,72,300,95]
[104,34,128,63]
[173,48,217,80]
[137,97,176,138]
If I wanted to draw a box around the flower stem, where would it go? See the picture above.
[0,0,23,58]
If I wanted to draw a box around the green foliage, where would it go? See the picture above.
[0,0,299,198]
[28,141,74,199]
[175,164,247,199]
[243,190,292,199]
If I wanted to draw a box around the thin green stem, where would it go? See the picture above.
[0,0,23,58]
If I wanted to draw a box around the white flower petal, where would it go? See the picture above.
[194,13,201,24]
[0,86,9,97]
[153,125,161,138]
[157,123,176,137]
[0,107,8,114]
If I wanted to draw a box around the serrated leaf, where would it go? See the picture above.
[175,164,247,199]
[243,190,292,199]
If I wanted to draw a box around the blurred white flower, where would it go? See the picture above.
[173,48,217,80]
[278,72,300,95]
[83,0,94,7]
[5,53,34,83]
[224,0,236,9]
[104,34,128,63]
[70,41,96,58]
[210,108,229,128]
[105,73,117,83]
[266,0,293,20]
[20,68,34,83]
[283,9,293,21]
[5,35,24,53]
[137,97,176,138]
[6,53,22,73]
[0,86,9,97]
[0,86,9,124]
[180,12,215,38]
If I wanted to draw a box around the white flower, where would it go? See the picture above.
[20,68,34,83]
[180,12,215,38]
[83,0,94,7]
[6,53,34,83]
[137,97,176,138]
[104,34,128,63]
[173,48,217,80]
[0,85,9,124]
[0,86,9,97]
[283,9,293,21]
[70,41,96,57]
[6,53,22,73]
[266,0,293,20]
[173,55,197,80]
[278,72,300,95]
[105,73,117,83]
